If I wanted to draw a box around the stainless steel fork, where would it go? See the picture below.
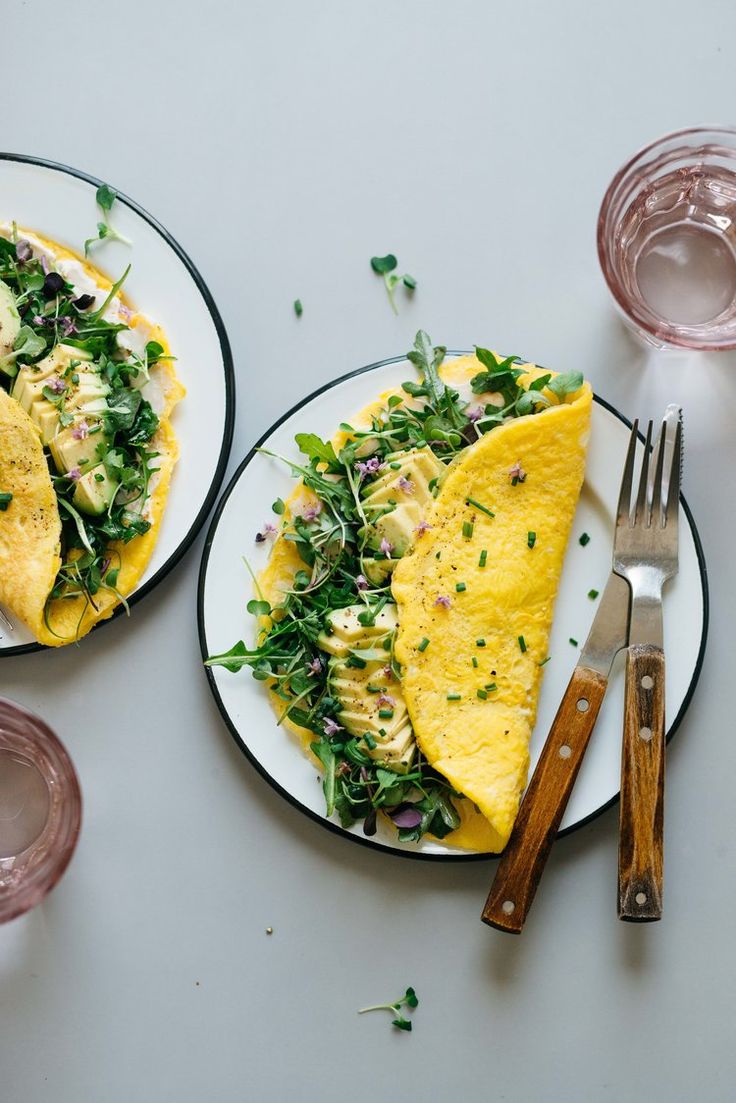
[613,407,682,921]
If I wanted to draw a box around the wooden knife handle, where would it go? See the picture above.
[618,644,665,922]
[482,666,608,933]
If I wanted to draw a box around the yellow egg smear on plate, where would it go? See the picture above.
[208,332,590,853]
[0,223,184,646]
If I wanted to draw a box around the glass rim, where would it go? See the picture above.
[597,124,736,349]
[0,697,82,923]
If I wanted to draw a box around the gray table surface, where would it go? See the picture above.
[2,1,734,1100]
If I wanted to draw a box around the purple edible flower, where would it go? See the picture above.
[433,594,452,609]
[379,537,394,556]
[355,574,369,591]
[15,239,32,263]
[323,717,343,737]
[118,302,133,321]
[48,376,66,394]
[255,522,278,543]
[382,665,394,680]
[389,804,424,829]
[299,500,322,522]
[68,467,82,481]
[60,316,77,337]
[377,692,395,708]
[40,254,49,275]
[355,456,385,480]
[72,419,90,441]
[467,405,484,422]
[508,460,526,484]
[32,314,45,326]
[306,656,323,676]
[414,520,431,536]
[396,475,414,494]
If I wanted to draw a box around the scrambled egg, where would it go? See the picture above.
[392,359,592,851]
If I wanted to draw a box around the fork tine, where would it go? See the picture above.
[650,417,667,528]
[616,420,639,527]
[665,417,683,527]
[634,421,653,525]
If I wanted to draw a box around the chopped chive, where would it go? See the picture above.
[465,497,495,518]
[389,461,402,469]
[378,708,394,720]
[347,654,367,669]
[476,638,486,648]
[579,532,590,546]
[435,551,441,560]
[477,689,488,700]
[428,477,439,492]
[447,693,461,702]
[478,549,488,568]
[485,683,497,692]
[293,298,303,317]
[455,582,467,593]
[417,637,430,652]
[588,589,599,600]
[569,637,578,647]
[518,635,527,653]
[364,734,377,750]
[538,656,551,667]
[527,531,536,549]
[367,684,381,693]
[462,521,474,539]
[471,656,479,668]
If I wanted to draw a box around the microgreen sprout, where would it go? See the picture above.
[358,986,419,1032]
[84,184,132,256]
[370,254,417,314]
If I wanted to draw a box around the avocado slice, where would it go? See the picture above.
[14,352,107,446]
[12,343,94,408]
[360,447,444,557]
[316,603,398,657]
[0,279,20,364]
[361,557,397,586]
[72,463,118,516]
[49,421,108,474]
[327,654,416,773]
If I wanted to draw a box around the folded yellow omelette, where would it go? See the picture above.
[0,227,184,646]
[252,353,591,852]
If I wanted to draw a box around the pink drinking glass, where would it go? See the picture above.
[0,698,82,923]
[598,125,736,349]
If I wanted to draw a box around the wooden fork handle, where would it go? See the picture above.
[618,644,665,922]
[482,666,608,933]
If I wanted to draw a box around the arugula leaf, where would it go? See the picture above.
[104,389,141,433]
[547,370,584,397]
[406,330,447,407]
[205,640,251,673]
[127,400,159,445]
[310,740,336,816]
[0,325,46,376]
[295,432,340,471]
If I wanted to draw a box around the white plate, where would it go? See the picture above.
[198,354,708,860]
[0,154,234,655]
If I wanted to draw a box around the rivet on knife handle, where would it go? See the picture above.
[482,665,608,934]
[618,643,665,921]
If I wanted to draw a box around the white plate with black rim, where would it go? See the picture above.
[0,153,235,656]
[198,353,708,861]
